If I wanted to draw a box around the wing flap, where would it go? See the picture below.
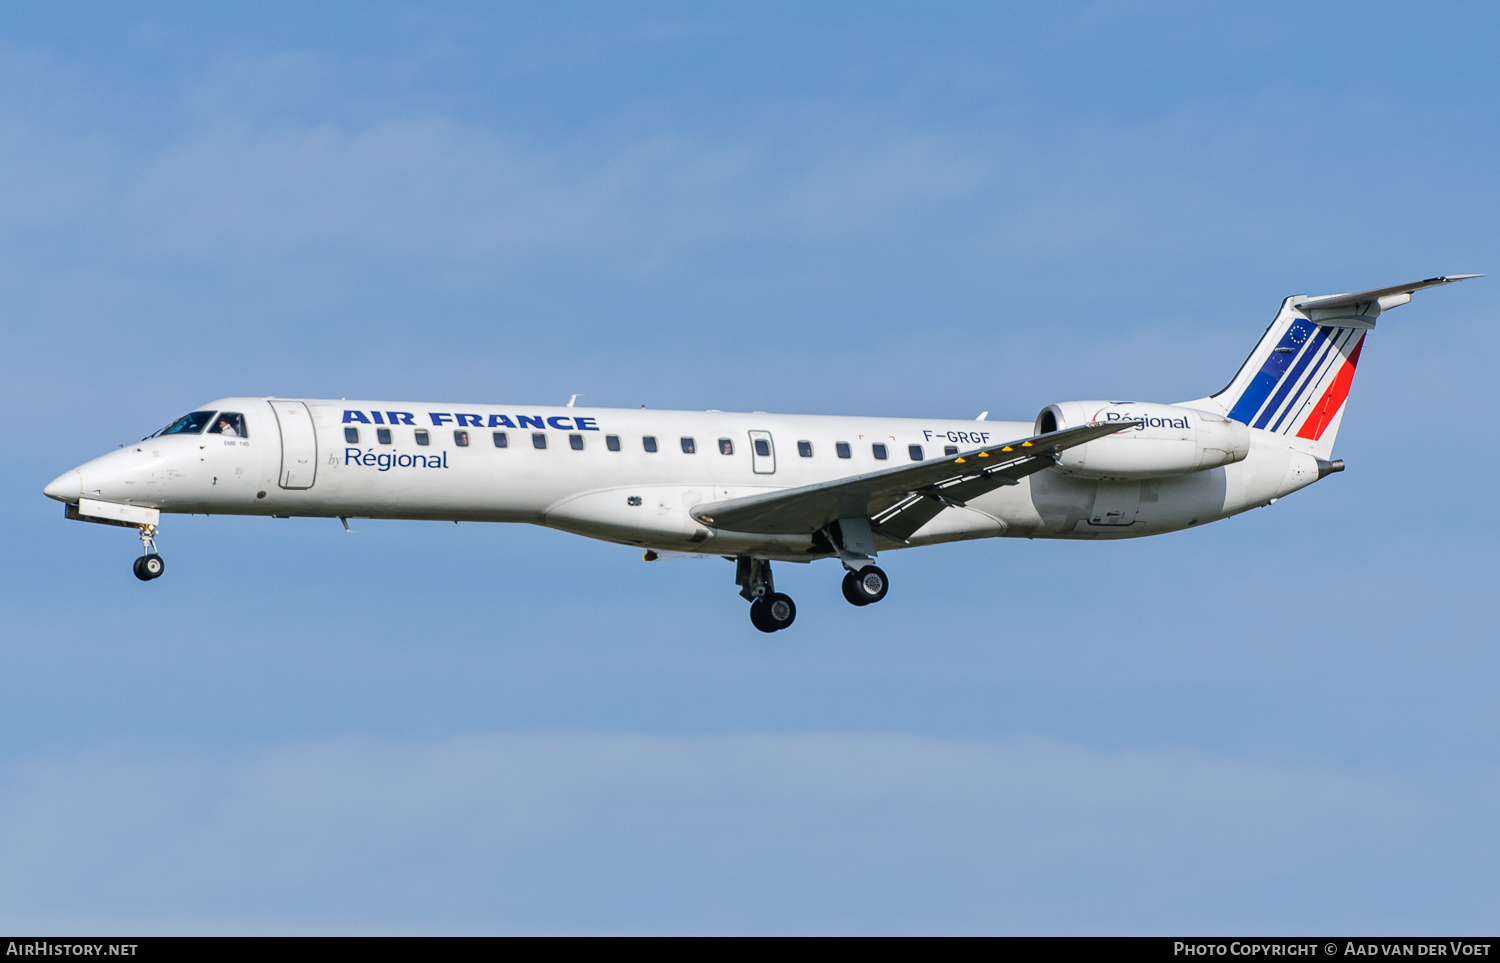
[871,447,1064,541]
[691,420,1137,536]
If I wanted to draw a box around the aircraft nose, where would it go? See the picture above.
[44,469,80,502]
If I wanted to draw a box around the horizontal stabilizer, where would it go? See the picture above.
[1297,274,1480,313]
[690,419,1137,538]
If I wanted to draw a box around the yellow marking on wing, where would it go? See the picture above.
[977,451,990,458]
[1001,446,1013,452]
[954,457,967,463]
[1021,441,1033,447]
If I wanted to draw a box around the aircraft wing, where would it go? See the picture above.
[690,420,1138,539]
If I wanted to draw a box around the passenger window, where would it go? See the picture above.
[570,434,584,450]
[754,439,770,457]
[158,411,215,436]
[415,430,430,446]
[909,444,923,461]
[606,435,621,451]
[378,428,392,445]
[207,412,247,437]
[945,445,958,456]
[533,433,547,449]
[836,442,851,459]
[718,438,734,455]
[872,444,888,460]
[344,427,360,444]
[797,441,813,458]
[454,430,469,447]
[493,431,508,448]
[681,437,696,454]
[643,436,658,453]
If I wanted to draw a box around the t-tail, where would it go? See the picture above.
[1188,275,1479,458]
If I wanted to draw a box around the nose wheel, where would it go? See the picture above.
[132,524,165,581]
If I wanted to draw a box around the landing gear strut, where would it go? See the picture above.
[132,524,165,581]
[736,557,796,632]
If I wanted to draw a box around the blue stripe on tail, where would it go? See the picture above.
[1268,327,1343,433]
[1254,324,1330,429]
[1227,318,1317,424]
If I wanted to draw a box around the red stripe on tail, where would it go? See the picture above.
[1296,338,1365,441]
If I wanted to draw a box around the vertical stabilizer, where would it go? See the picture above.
[1191,275,1477,457]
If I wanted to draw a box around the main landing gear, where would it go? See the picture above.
[841,565,889,606]
[734,554,893,632]
[132,524,165,581]
[825,517,889,609]
[750,593,797,633]
[736,557,796,633]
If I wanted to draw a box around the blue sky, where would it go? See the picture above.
[2,1,1497,934]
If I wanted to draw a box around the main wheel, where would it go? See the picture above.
[749,592,797,632]
[842,565,888,605]
[136,553,165,581]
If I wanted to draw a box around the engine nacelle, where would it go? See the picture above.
[1036,401,1250,480]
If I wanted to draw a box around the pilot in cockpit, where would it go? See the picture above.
[208,413,246,438]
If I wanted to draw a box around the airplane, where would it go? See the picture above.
[43,275,1476,632]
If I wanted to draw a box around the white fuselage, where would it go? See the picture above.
[45,396,1324,561]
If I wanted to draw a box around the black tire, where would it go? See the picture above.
[749,598,776,633]
[842,571,871,606]
[761,592,796,630]
[846,565,888,604]
[140,553,165,580]
[132,556,151,581]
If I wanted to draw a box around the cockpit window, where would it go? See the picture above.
[207,412,247,438]
[155,411,216,436]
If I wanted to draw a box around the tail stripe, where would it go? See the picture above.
[1226,318,1318,424]
[1295,337,1365,441]
[1277,326,1358,433]
[1267,325,1347,433]
[1287,327,1361,434]
[1253,324,1331,430]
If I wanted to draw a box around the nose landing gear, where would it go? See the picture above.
[132,524,165,581]
[133,554,165,581]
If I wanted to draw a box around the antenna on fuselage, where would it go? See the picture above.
[567,394,583,408]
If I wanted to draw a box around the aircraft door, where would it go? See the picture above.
[270,400,318,489]
[748,430,776,474]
